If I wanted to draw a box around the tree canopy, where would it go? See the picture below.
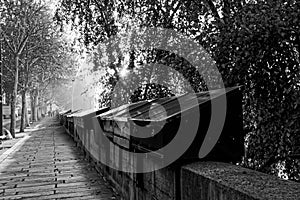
[55,0,300,181]
[1,0,75,134]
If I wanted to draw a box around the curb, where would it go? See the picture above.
[0,134,30,165]
[0,117,54,165]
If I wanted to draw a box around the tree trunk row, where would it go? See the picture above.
[10,67,41,135]
[10,55,19,138]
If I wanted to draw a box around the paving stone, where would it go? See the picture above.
[0,117,118,200]
[0,190,54,199]
[4,184,55,195]
[56,180,102,188]
[58,195,116,200]
[14,180,60,188]
[19,191,114,200]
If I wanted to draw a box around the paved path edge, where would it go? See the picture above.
[0,134,30,164]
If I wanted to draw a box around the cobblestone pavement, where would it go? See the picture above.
[0,117,118,200]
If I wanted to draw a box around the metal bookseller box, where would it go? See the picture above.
[59,110,71,126]
[65,110,82,137]
[72,108,110,159]
[97,87,243,164]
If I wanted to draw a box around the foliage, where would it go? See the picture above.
[130,83,175,103]
[55,0,300,181]
[209,0,300,181]
[1,0,75,133]
[0,0,49,136]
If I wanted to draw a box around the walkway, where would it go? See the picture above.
[0,117,118,200]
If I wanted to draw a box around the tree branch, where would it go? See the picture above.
[2,33,16,53]
[203,0,223,23]
[17,35,29,55]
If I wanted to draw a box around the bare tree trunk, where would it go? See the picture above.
[10,55,19,138]
[20,89,26,132]
[30,96,34,122]
[37,108,41,120]
[24,62,30,127]
[35,91,39,121]
[30,91,36,122]
[39,97,44,119]
[31,89,39,122]
[25,104,30,127]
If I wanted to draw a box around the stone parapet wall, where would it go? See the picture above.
[69,128,300,200]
